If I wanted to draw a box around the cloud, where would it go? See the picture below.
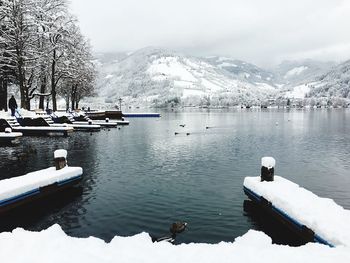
[69,0,350,66]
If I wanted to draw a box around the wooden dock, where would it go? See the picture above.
[123,112,161,118]
[0,117,73,136]
[243,176,350,247]
[0,129,22,144]
[0,150,82,214]
[86,110,123,120]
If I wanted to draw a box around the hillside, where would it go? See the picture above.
[275,60,334,87]
[92,48,349,107]
[308,60,350,98]
[96,48,277,107]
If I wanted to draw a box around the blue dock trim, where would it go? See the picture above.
[0,188,40,207]
[314,234,334,247]
[0,175,82,208]
[57,174,82,186]
[243,186,261,202]
[243,186,335,248]
[123,113,161,118]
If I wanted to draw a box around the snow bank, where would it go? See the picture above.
[16,109,37,117]
[0,110,10,118]
[0,225,349,263]
[244,176,350,247]
[0,166,82,203]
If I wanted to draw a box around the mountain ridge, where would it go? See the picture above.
[93,48,349,107]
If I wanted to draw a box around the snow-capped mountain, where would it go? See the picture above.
[279,60,350,103]
[93,48,349,107]
[306,60,350,99]
[205,57,276,86]
[96,48,277,107]
[275,59,334,87]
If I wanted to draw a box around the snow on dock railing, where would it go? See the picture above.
[0,150,82,211]
[244,157,350,247]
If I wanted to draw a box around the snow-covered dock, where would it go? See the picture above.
[74,120,118,128]
[0,128,22,144]
[123,112,161,118]
[48,113,102,131]
[0,150,82,213]
[0,117,73,136]
[244,158,350,247]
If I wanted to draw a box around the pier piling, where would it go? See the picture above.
[261,157,275,182]
[54,149,67,170]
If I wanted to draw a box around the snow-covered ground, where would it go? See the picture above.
[284,84,311,99]
[1,225,349,263]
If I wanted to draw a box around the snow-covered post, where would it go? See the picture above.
[54,149,67,170]
[261,157,275,182]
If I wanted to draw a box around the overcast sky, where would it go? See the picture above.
[69,0,350,66]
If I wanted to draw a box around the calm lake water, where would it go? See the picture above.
[0,109,349,244]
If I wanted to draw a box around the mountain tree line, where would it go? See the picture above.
[0,0,96,111]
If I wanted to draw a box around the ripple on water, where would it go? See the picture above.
[0,109,349,244]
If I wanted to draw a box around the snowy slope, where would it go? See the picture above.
[95,48,277,107]
[93,49,350,107]
[280,60,350,105]
[306,60,350,99]
[275,60,334,87]
[205,56,276,86]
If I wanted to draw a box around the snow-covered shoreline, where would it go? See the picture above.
[1,224,349,263]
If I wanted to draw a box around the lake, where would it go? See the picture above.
[0,109,349,245]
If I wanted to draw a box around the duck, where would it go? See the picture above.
[170,221,188,234]
[152,221,188,244]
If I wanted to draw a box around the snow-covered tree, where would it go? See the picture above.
[0,0,96,110]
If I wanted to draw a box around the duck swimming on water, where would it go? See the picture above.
[170,221,187,234]
[152,221,188,244]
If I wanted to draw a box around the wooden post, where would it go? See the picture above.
[261,157,275,182]
[54,149,67,170]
